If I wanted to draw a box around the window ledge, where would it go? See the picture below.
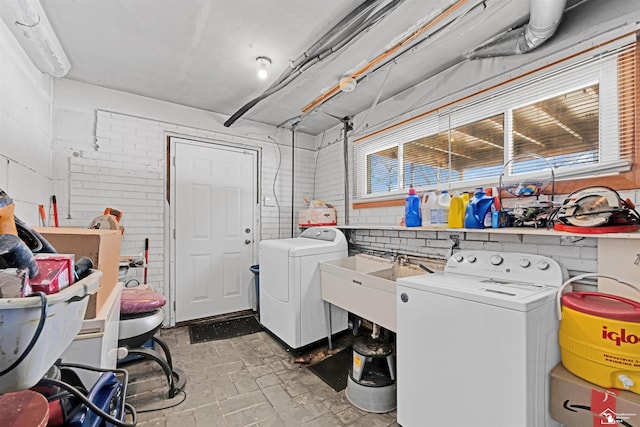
[338,224,640,239]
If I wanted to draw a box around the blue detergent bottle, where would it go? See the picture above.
[405,188,422,227]
[464,188,494,229]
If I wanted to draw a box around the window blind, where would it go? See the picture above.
[352,37,638,201]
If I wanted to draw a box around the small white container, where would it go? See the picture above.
[421,191,438,226]
[432,191,451,227]
[0,270,101,394]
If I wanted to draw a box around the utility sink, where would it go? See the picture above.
[368,263,426,281]
[319,254,426,332]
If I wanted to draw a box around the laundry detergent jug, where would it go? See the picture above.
[448,192,464,228]
[421,191,438,227]
[405,188,421,227]
[464,188,494,229]
[429,191,450,227]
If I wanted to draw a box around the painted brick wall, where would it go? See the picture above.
[0,20,52,224]
[313,133,347,224]
[52,80,317,295]
[82,111,315,291]
[345,228,598,277]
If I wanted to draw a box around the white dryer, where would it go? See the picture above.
[259,227,348,350]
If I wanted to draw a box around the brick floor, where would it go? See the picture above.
[124,325,398,427]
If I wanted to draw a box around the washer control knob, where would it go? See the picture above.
[454,254,464,263]
[537,260,550,270]
[490,255,503,266]
[400,293,409,303]
[519,259,531,268]
[467,255,477,263]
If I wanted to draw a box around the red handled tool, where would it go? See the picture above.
[143,237,149,284]
[51,195,59,227]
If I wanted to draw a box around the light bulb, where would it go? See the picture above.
[256,56,271,80]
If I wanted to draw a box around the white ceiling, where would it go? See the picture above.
[6,0,588,135]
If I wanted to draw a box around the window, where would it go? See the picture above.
[353,39,637,201]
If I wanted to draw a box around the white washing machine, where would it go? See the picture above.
[259,227,348,350]
[396,250,567,427]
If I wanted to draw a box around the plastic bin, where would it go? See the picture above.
[250,265,260,317]
[0,270,102,394]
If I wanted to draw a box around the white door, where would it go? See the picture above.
[174,139,257,322]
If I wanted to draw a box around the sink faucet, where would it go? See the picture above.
[398,254,409,266]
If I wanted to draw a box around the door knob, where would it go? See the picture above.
[245,228,251,233]
[245,239,252,245]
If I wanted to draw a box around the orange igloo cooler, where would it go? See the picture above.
[559,290,640,394]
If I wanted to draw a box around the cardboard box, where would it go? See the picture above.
[298,208,337,227]
[33,227,122,319]
[551,363,640,426]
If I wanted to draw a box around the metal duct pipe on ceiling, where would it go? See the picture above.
[467,0,567,59]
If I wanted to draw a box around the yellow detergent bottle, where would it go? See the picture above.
[448,192,464,228]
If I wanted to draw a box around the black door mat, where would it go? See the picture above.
[307,347,352,392]
[189,315,263,344]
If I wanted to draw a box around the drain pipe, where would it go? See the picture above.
[291,124,296,237]
[342,117,353,225]
[467,0,567,58]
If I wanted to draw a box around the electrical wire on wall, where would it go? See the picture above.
[267,136,282,239]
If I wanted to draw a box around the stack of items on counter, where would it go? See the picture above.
[403,185,640,233]
[298,198,337,227]
[0,190,94,299]
[552,274,640,426]
[404,187,501,229]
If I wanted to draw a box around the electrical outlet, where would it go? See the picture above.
[450,234,460,249]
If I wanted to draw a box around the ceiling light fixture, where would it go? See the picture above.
[339,76,357,93]
[256,56,271,80]
[8,0,71,77]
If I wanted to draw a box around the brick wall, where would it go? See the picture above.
[51,81,316,294]
[345,228,598,277]
[313,131,347,224]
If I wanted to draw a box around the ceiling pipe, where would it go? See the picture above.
[291,123,296,237]
[466,0,567,59]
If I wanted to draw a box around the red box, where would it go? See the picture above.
[30,256,74,294]
[34,254,74,284]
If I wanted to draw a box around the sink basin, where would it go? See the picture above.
[368,264,426,281]
[319,254,426,332]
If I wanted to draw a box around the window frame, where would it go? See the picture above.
[353,38,637,204]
